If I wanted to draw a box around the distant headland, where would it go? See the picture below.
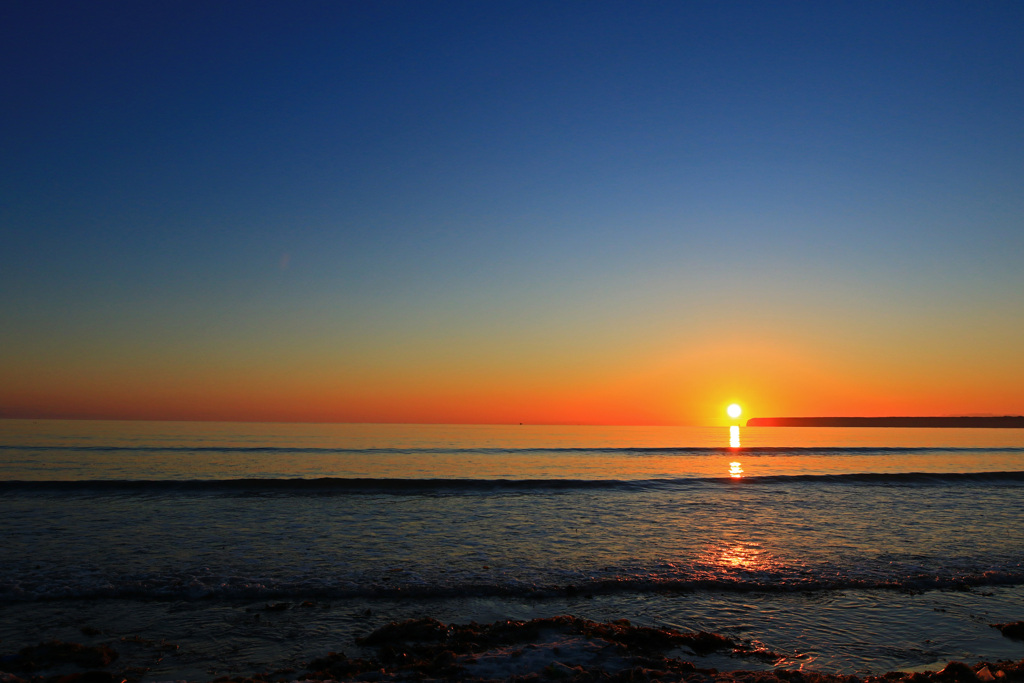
[746,416,1024,428]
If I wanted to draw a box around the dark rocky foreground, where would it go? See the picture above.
[1,616,1022,683]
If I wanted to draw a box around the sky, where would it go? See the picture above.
[2,1,1023,425]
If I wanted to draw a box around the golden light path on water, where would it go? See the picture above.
[728,404,742,473]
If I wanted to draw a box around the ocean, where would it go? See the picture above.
[1,420,1022,680]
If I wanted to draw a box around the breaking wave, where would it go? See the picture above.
[3,564,1022,603]
[2,471,1024,495]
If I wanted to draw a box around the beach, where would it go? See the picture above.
[1,610,1022,682]
[2,420,1023,681]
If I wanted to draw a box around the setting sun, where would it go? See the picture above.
[727,404,742,419]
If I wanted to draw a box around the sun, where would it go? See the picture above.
[727,403,742,419]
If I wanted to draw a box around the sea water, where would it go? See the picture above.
[1,420,1022,678]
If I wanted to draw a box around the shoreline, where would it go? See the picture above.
[2,615,1022,683]
[2,586,1022,680]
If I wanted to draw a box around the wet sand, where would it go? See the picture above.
[2,616,1021,683]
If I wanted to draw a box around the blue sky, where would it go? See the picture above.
[2,1,1023,423]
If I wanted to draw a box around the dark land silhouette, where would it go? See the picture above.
[747,416,1024,428]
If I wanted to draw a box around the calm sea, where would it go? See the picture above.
[1,420,1022,678]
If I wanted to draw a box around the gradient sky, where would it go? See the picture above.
[2,1,1023,425]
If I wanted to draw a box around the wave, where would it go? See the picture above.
[3,567,1022,603]
[2,471,1024,494]
[3,444,1022,455]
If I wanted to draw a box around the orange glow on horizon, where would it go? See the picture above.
[2,321,1024,424]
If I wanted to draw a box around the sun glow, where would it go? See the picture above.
[727,403,742,419]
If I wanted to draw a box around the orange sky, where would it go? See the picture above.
[3,300,1022,425]
[3,4,1023,425]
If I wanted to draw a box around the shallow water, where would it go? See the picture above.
[1,420,1023,677]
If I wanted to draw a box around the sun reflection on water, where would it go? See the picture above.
[729,461,743,477]
[704,542,780,575]
[718,544,760,569]
[729,425,740,448]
